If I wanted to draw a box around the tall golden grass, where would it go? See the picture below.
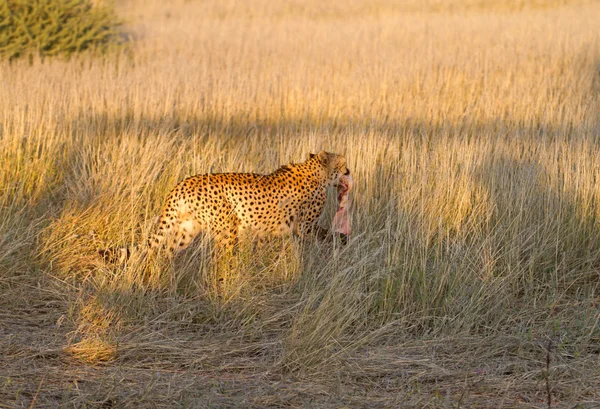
[1,0,599,406]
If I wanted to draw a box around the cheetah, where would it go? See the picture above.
[148,151,351,257]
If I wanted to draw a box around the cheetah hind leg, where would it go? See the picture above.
[174,218,203,253]
[149,215,201,258]
[211,216,241,284]
[212,216,240,258]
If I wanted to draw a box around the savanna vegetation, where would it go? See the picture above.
[1,0,599,407]
[0,0,122,60]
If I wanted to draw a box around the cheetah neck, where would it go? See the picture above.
[271,158,326,183]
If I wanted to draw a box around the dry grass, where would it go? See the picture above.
[1,0,600,407]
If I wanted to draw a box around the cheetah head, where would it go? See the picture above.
[310,150,350,187]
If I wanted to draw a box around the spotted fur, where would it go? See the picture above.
[149,151,350,256]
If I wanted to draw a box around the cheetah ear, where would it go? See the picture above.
[308,153,316,160]
[317,150,329,166]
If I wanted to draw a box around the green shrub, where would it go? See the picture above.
[0,0,123,60]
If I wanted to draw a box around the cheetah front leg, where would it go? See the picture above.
[295,188,328,240]
[296,191,347,244]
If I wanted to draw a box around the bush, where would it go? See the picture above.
[0,0,123,60]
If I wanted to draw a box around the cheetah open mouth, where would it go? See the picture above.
[332,174,353,236]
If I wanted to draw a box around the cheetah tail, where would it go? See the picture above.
[98,246,133,263]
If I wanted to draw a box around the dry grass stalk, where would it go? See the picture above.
[1,0,599,406]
